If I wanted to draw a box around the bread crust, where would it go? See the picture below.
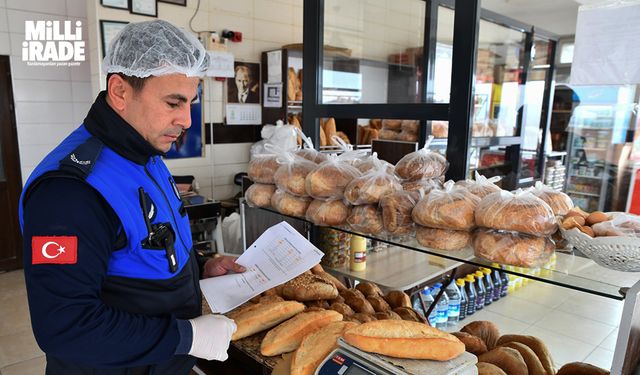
[475,190,556,235]
[248,156,280,184]
[245,183,276,208]
[496,335,555,375]
[416,226,471,250]
[451,331,488,355]
[290,321,359,375]
[281,273,339,301]
[306,199,351,226]
[460,320,500,350]
[271,190,311,217]
[477,347,528,375]
[473,229,555,268]
[231,301,306,340]
[380,191,420,235]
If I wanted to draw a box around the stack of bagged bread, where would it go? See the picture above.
[473,189,557,268]
[246,153,280,209]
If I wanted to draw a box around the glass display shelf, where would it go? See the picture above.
[248,203,640,301]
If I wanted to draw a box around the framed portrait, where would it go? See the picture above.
[101,0,128,10]
[100,20,129,59]
[159,0,186,5]
[130,0,158,17]
[227,62,261,105]
[165,81,204,159]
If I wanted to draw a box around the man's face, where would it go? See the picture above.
[124,74,199,153]
[235,69,250,93]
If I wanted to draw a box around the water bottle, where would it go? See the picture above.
[456,278,468,321]
[487,266,502,302]
[478,270,493,306]
[492,263,509,297]
[473,272,486,310]
[412,289,426,318]
[421,287,437,327]
[445,280,461,326]
[431,283,449,329]
[463,275,476,316]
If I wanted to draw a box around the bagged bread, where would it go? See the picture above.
[306,199,351,226]
[248,154,280,184]
[401,120,419,134]
[474,228,555,268]
[304,151,362,199]
[260,310,343,356]
[529,181,574,216]
[274,152,317,197]
[344,165,402,205]
[475,189,557,236]
[455,172,502,199]
[271,189,312,217]
[416,226,471,250]
[343,320,465,360]
[245,183,276,208]
[412,181,480,231]
[402,178,442,193]
[354,152,394,174]
[347,205,384,234]
[380,190,421,236]
[290,321,359,375]
[231,301,306,340]
[395,136,449,181]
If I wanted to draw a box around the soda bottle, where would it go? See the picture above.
[498,265,509,297]
[477,270,493,306]
[444,280,462,326]
[464,275,477,316]
[430,283,449,329]
[456,278,468,321]
[487,266,502,302]
[473,272,486,310]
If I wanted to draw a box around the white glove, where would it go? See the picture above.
[188,314,237,361]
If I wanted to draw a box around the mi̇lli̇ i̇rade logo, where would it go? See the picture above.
[22,20,85,67]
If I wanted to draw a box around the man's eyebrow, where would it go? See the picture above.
[164,94,198,103]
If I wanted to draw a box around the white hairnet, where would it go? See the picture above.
[102,20,209,78]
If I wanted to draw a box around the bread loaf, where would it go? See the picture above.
[380,191,420,235]
[474,229,555,268]
[305,300,330,309]
[475,190,557,236]
[557,362,610,375]
[290,321,359,375]
[451,331,488,355]
[374,310,402,320]
[530,185,574,216]
[477,362,508,375]
[343,320,465,360]
[496,335,555,375]
[323,118,337,142]
[259,295,285,304]
[260,310,343,356]
[231,301,306,340]
[274,158,317,197]
[316,271,347,292]
[329,302,354,316]
[351,313,378,323]
[344,172,402,205]
[287,67,298,102]
[344,295,376,315]
[378,128,398,140]
[271,189,311,217]
[401,178,442,193]
[381,119,402,130]
[296,148,329,164]
[393,307,426,323]
[412,184,480,230]
[305,161,360,199]
[416,226,471,250]
[460,321,500,350]
[248,155,280,184]
[306,199,351,226]
[245,183,276,208]
[385,291,412,309]
[340,288,365,300]
[395,148,448,181]
[500,341,547,375]
[355,282,384,297]
[347,205,384,234]
[282,273,339,301]
[366,296,391,312]
[477,347,528,375]
[401,120,419,133]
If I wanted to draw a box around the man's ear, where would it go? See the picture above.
[107,74,129,111]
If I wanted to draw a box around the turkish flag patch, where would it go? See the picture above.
[32,236,78,265]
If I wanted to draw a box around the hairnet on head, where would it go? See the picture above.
[102,20,209,78]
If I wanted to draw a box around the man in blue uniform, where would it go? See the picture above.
[19,20,242,374]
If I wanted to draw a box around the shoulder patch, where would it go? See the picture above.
[32,236,78,265]
[59,137,104,178]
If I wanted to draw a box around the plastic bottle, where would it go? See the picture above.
[430,283,449,329]
[477,270,493,306]
[463,275,476,316]
[412,289,426,318]
[421,287,437,327]
[498,265,509,297]
[473,272,486,310]
[445,281,462,326]
[456,278,468,321]
[350,235,366,271]
[486,267,502,302]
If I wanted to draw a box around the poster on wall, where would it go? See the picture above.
[225,61,262,125]
[165,81,203,159]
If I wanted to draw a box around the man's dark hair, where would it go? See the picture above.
[106,73,148,92]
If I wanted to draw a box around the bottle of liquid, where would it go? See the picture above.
[497,264,509,297]
[430,283,449,329]
[419,287,437,327]
[350,235,366,271]
[456,278,468,321]
[478,269,493,306]
[444,280,462,326]
[473,272,486,310]
[487,267,502,302]
[412,289,426,318]
[464,275,477,316]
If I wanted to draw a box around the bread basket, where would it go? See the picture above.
[559,225,640,272]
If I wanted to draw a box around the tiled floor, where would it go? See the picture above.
[0,270,627,373]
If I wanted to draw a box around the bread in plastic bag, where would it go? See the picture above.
[416,226,471,251]
[304,153,362,200]
[400,120,419,133]
[306,199,351,226]
[248,154,280,184]
[293,126,330,164]
[473,228,555,268]
[347,205,384,234]
[344,164,402,205]
[250,120,298,157]
[354,152,394,174]
[394,136,448,181]
[270,189,312,217]
[529,181,574,216]
[411,181,480,231]
[274,153,318,197]
[245,183,276,208]
[455,172,502,199]
[380,190,421,236]
[401,178,442,193]
[475,189,556,236]
[592,213,640,237]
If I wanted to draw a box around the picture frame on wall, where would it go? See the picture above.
[159,0,187,6]
[130,0,158,17]
[101,0,128,10]
[100,20,129,59]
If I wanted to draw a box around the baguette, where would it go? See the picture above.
[231,301,305,340]
[496,334,555,375]
[343,320,465,360]
[290,321,359,375]
[260,310,343,356]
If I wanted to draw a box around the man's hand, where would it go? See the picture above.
[188,314,237,361]
[202,255,246,278]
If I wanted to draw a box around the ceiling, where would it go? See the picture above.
[481,0,583,37]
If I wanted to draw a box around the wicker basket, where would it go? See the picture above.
[560,226,640,272]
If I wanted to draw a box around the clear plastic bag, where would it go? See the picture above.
[411,180,480,231]
[270,189,312,218]
[529,181,574,216]
[344,160,402,205]
[273,151,318,197]
[416,226,471,251]
[473,228,555,268]
[380,190,422,236]
[475,189,556,236]
[592,213,640,237]
[347,205,384,234]
[455,172,502,199]
[306,199,351,226]
[304,146,363,200]
[293,127,329,164]
[250,120,298,157]
[247,154,280,184]
[354,152,394,174]
[245,183,276,208]
[394,136,449,181]
[401,178,442,193]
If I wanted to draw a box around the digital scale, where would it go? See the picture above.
[315,339,478,375]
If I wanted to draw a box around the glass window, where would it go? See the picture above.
[322,0,427,104]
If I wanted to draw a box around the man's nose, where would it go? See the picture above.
[177,105,192,129]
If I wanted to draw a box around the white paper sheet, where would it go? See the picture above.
[267,50,282,83]
[205,51,235,78]
[225,103,262,125]
[200,221,323,313]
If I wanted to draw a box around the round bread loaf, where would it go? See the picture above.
[412,184,480,230]
[306,199,351,226]
[461,320,500,350]
[473,229,555,268]
[530,187,574,216]
[416,226,471,250]
[477,347,528,375]
[385,291,412,309]
[500,341,547,375]
[451,332,488,355]
[355,282,384,297]
[274,158,317,197]
[557,362,610,375]
[374,310,402,320]
[344,295,376,315]
[476,362,507,375]
[380,191,420,235]
[329,302,355,316]
[271,189,311,217]
[305,160,361,199]
[281,273,339,301]
[245,183,276,208]
[344,172,402,205]
[475,190,556,236]
[395,148,448,181]
[366,296,391,312]
[248,155,280,184]
[347,205,384,234]
[340,288,366,300]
